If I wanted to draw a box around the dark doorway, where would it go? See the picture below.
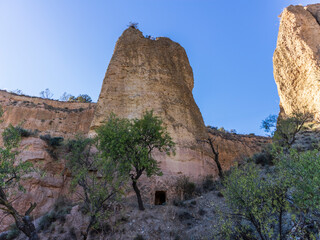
[155,191,166,205]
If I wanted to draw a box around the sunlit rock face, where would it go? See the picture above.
[0,91,95,232]
[0,90,95,140]
[90,27,217,178]
[274,4,320,119]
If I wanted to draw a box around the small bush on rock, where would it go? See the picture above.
[40,134,64,147]
[38,198,73,232]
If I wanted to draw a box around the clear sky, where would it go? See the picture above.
[0,0,319,135]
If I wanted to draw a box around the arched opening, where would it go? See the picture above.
[154,191,166,205]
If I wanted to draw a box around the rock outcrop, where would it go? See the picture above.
[0,90,95,139]
[90,27,215,178]
[207,128,270,171]
[274,4,320,119]
[0,91,95,232]
[0,28,271,232]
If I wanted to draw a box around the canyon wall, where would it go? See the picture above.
[0,91,95,232]
[0,28,270,231]
[0,90,269,231]
[0,90,95,139]
[90,27,215,178]
[274,4,320,119]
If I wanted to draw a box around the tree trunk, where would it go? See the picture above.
[132,180,145,211]
[6,202,39,240]
[208,138,223,179]
[82,215,96,240]
[15,216,39,240]
[279,208,283,240]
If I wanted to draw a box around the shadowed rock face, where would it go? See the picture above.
[274,4,320,119]
[90,27,216,178]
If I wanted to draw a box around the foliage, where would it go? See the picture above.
[40,88,53,99]
[230,129,237,134]
[0,107,39,239]
[68,94,92,103]
[261,114,277,136]
[128,22,139,29]
[5,224,20,240]
[66,135,125,239]
[217,127,226,133]
[96,111,175,210]
[276,149,320,212]
[217,110,320,239]
[38,198,73,232]
[221,163,290,240]
[218,145,320,239]
[175,175,196,200]
[202,175,217,192]
[40,134,64,147]
[261,112,314,148]
[251,149,273,166]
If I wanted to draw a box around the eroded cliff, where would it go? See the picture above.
[90,27,215,178]
[0,28,270,233]
[274,4,320,119]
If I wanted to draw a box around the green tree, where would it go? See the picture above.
[221,163,289,240]
[261,112,314,148]
[276,149,320,213]
[67,94,92,103]
[76,94,92,103]
[96,111,175,210]
[218,148,320,239]
[0,107,39,240]
[66,135,125,240]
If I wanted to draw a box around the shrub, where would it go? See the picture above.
[89,222,111,237]
[68,94,92,103]
[219,163,290,240]
[15,126,37,138]
[38,198,73,231]
[198,208,206,216]
[40,134,64,147]
[202,175,215,192]
[178,211,194,222]
[251,151,273,166]
[175,176,196,200]
[218,127,226,133]
[5,225,20,240]
[128,22,139,29]
[133,234,145,240]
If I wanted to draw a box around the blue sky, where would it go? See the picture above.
[0,0,319,135]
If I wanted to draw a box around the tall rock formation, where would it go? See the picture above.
[90,27,216,178]
[274,4,320,119]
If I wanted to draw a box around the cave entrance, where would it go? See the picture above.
[155,191,166,205]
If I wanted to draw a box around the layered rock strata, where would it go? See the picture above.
[0,90,95,139]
